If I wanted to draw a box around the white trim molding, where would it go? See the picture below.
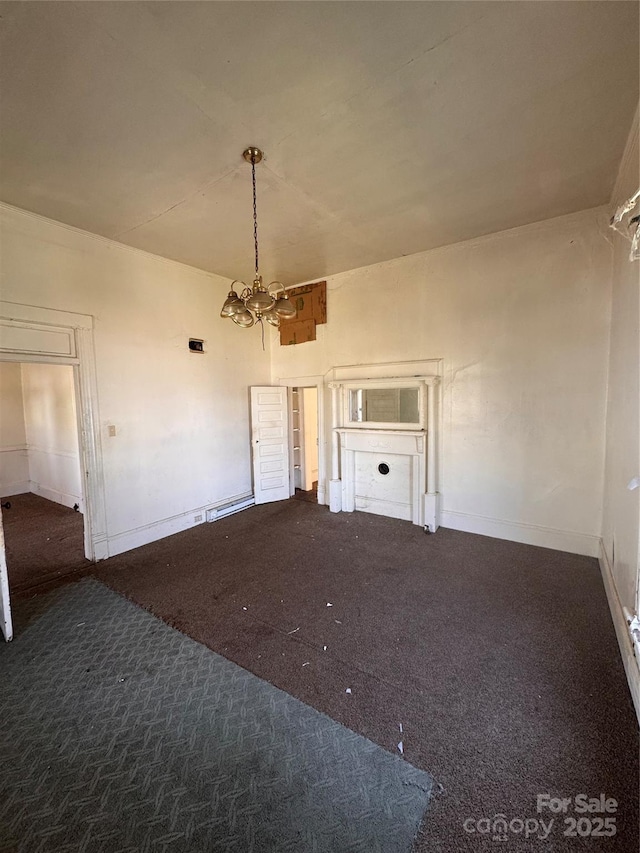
[29,482,82,512]
[107,508,208,557]
[338,428,429,527]
[0,300,93,332]
[277,375,326,506]
[0,482,30,499]
[440,509,600,557]
[598,541,640,724]
[328,372,442,530]
[328,381,342,512]
[330,358,443,382]
[0,301,107,562]
[107,492,254,557]
[0,445,29,498]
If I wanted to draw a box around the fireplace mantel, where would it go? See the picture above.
[328,375,441,532]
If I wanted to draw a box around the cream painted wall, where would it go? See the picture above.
[0,204,271,555]
[602,110,639,614]
[271,207,613,556]
[21,363,82,510]
[0,362,29,496]
[0,201,616,559]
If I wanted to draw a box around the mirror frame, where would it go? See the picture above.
[342,379,426,430]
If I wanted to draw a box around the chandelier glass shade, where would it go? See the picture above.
[220,147,296,329]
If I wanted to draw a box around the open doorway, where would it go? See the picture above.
[0,362,89,593]
[290,386,319,503]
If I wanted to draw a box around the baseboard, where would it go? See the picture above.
[30,482,81,512]
[440,510,600,557]
[598,541,640,725]
[106,492,254,558]
[0,482,30,499]
[0,445,29,499]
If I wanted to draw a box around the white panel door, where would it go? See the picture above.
[0,510,13,642]
[250,386,290,505]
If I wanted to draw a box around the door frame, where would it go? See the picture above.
[0,511,13,641]
[277,375,325,504]
[0,301,108,562]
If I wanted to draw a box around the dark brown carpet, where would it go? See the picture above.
[85,500,639,852]
[293,481,318,503]
[3,492,90,592]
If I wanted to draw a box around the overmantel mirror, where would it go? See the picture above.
[343,380,426,430]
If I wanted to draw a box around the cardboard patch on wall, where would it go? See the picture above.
[292,293,314,322]
[280,319,317,346]
[279,281,326,346]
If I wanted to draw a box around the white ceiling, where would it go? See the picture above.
[0,2,638,284]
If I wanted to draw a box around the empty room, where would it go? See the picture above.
[0,2,638,851]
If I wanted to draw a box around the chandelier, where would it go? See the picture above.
[610,188,640,261]
[220,147,296,329]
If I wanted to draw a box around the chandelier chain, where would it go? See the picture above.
[219,146,297,332]
[252,157,259,276]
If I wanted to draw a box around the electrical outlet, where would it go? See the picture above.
[194,514,203,523]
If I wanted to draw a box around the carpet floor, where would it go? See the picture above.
[87,500,639,852]
[1,578,431,852]
[2,492,89,592]
[8,498,639,851]
[293,481,318,504]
